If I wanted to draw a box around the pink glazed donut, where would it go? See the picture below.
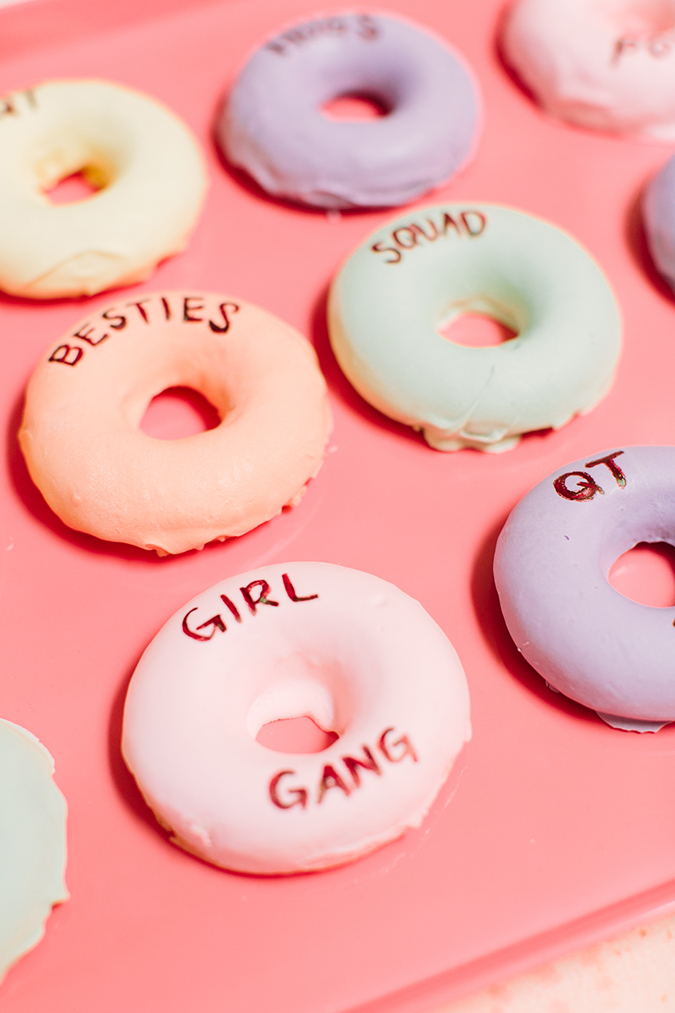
[122,562,471,874]
[219,12,480,209]
[494,447,675,725]
[19,292,331,555]
[502,0,675,138]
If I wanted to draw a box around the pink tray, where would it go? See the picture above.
[3,0,675,1010]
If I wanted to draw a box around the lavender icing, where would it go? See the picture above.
[219,12,480,209]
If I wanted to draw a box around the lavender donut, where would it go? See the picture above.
[218,12,480,209]
[494,447,675,725]
[643,154,675,291]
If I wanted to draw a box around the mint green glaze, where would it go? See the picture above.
[0,719,68,983]
[328,204,621,451]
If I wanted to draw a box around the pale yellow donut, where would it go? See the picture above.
[19,292,332,555]
[0,80,207,298]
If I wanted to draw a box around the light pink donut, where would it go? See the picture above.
[502,0,675,139]
[121,562,471,874]
[19,292,331,555]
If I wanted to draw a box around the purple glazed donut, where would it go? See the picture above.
[494,447,675,725]
[218,12,481,209]
[643,153,675,292]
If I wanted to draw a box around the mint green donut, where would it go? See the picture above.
[328,204,621,452]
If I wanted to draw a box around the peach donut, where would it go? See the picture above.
[122,562,471,874]
[0,80,207,298]
[19,292,331,555]
[502,0,675,139]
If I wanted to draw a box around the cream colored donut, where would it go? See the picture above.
[502,0,675,139]
[122,562,471,874]
[0,80,207,298]
[0,719,68,984]
[19,292,331,555]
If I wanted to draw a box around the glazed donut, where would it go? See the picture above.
[643,153,675,289]
[0,719,68,983]
[219,12,480,209]
[19,292,331,555]
[328,203,621,452]
[494,446,675,724]
[0,80,206,298]
[501,0,675,139]
[122,562,471,874]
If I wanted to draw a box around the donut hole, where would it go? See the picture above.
[609,541,675,607]
[321,92,390,120]
[436,296,520,348]
[140,386,221,440]
[437,313,517,348]
[256,717,339,754]
[44,167,105,204]
[247,664,352,753]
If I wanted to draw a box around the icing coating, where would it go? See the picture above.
[122,562,471,874]
[643,153,675,290]
[0,80,207,298]
[328,204,621,452]
[501,0,675,139]
[19,292,331,555]
[494,446,675,723]
[219,12,480,209]
[0,719,68,983]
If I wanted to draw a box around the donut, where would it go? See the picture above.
[121,562,471,874]
[218,12,480,209]
[501,0,675,139]
[643,154,675,290]
[19,292,331,555]
[494,446,675,725]
[0,719,68,983]
[0,80,207,298]
[328,203,621,452]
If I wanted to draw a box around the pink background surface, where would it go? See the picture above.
[3,0,675,1010]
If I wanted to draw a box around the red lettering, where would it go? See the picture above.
[393,227,419,249]
[282,573,318,602]
[371,241,401,264]
[220,593,242,623]
[442,212,461,234]
[342,746,381,787]
[240,580,279,614]
[356,13,378,38]
[650,37,672,56]
[183,297,204,322]
[0,96,16,117]
[73,323,107,346]
[181,608,226,641]
[127,299,151,323]
[161,296,171,321]
[410,221,438,242]
[553,471,604,501]
[614,36,639,61]
[101,307,127,330]
[379,728,418,764]
[208,302,239,333]
[317,764,351,802]
[585,451,626,488]
[269,770,307,809]
[461,211,486,236]
[48,344,83,366]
